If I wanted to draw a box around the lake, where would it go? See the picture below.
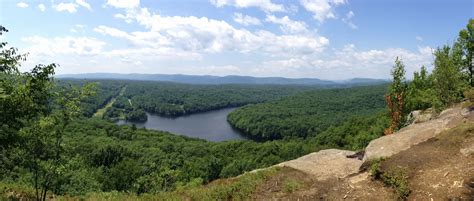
[116,107,248,142]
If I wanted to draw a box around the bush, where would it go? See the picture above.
[282,179,302,193]
[369,159,410,199]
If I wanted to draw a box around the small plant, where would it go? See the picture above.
[463,88,474,108]
[382,167,410,200]
[369,158,384,179]
[369,159,410,200]
[282,179,302,193]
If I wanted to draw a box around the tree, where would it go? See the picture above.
[385,57,407,134]
[432,45,465,106]
[405,66,438,111]
[0,25,95,201]
[457,19,474,87]
[1,26,55,181]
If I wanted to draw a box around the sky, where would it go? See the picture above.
[0,0,473,79]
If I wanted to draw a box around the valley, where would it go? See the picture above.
[1,3,473,200]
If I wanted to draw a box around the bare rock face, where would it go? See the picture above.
[407,109,435,124]
[276,149,362,181]
[363,105,472,162]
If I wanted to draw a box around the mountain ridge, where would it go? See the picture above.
[56,73,388,85]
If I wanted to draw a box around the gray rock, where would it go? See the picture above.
[276,149,363,181]
[363,105,470,162]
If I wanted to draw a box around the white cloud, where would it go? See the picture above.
[37,4,46,12]
[210,0,285,12]
[114,13,134,23]
[346,22,357,29]
[18,2,435,79]
[70,24,86,33]
[346,10,354,19]
[21,36,106,56]
[94,25,135,40]
[265,15,308,34]
[76,0,92,10]
[247,44,434,79]
[342,10,357,29]
[300,0,346,23]
[316,44,433,79]
[107,0,140,9]
[233,13,261,26]
[100,8,329,56]
[16,2,29,8]
[416,36,423,41]
[55,3,78,13]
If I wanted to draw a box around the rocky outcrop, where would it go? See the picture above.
[363,105,472,162]
[276,149,362,181]
[406,109,435,124]
[268,104,473,183]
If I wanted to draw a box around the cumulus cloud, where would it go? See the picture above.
[265,15,308,34]
[70,24,86,33]
[75,0,92,10]
[16,2,29,8]
[17,1,435,79]
[300,0,346,23]
[244,44,434,79]
[107,0,140,9]
[233,13,261,26]
[21,36,106,56]
[55,3,78,13]
[416,36,423,41]
[210,0,285,12]
[97,8,329,56]
[37,4,46,12]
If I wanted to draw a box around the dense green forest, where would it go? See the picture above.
[62,79,318,121]
[121,82,316,116]
[56,79,126,118]
[227,85,387,140]
[1,112,388,197]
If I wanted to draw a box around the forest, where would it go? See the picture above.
[121,81,316,116]
[62,79,319,122]
[227,85,387,140]
[1,18,473,200]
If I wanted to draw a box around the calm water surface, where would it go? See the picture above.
[116,107,247,142]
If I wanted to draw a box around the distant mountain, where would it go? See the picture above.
[56,73,387,86]
[335,78,388,84]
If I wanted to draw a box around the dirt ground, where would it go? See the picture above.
[380,123,474,200]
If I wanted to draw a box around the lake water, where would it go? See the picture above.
[116,107,248,142]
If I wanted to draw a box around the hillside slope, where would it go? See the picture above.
[256,104,473,200]
[215,104,474,200]
[5,105,470,200]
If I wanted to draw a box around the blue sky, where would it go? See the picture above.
[0,0,472,79]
